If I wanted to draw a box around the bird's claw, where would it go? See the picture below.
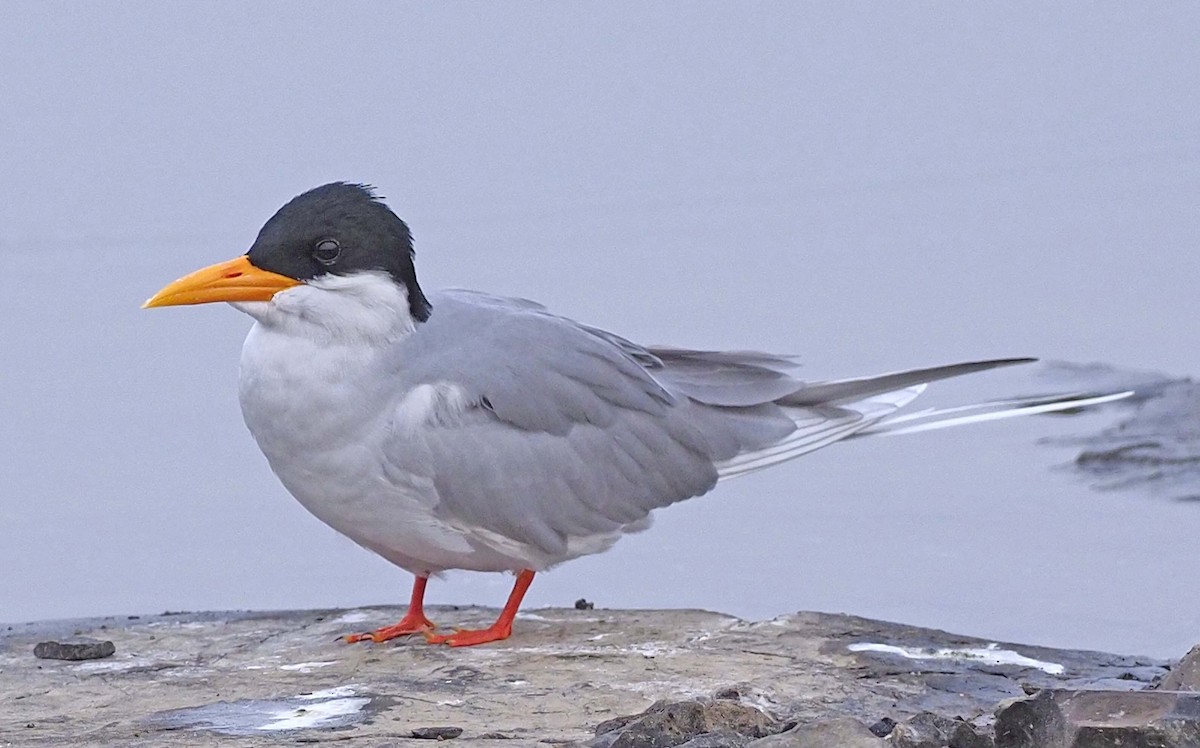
[343,615,436,644]
[424,624,512,647]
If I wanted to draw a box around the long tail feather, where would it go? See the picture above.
[853,390,1134,438]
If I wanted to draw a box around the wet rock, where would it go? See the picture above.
[575,598,595,610]
[591,699,777,748]
[143,689,376,734]
[1159,644,1200,691]
[411,725,464,739]
[886,711,991,747]
[994,689,1200,747]
[747,717,883,747]
[33,638,115,661]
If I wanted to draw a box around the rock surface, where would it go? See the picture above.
[885,711,992,747]
[590,699,777,748]
[747,716,883,747]
[32,638,116,661]
[993,689,1200,747]
[1159,644,1200,691]
[0,607,1177,746]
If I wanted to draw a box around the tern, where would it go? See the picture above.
[145,182,1120,646]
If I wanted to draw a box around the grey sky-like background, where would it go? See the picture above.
[2,3,1198,656]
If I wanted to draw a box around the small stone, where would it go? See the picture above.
[411,726,464,740]
[868,717,896,737]
[747,717,883,748]
[33,638,116,661]
[1160,644,1200,691]
[575,598,595,610]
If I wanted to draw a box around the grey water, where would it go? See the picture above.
[2,3,1198,658]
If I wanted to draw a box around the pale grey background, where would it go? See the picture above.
[1,3,1197,656]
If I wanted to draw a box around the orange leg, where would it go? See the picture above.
[424,569,535,647]
[344,575,435,643]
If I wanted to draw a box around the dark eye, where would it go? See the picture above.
[313,238,341,265]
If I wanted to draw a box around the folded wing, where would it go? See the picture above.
[380,291,1034,565]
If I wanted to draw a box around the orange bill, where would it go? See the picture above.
[143,255,300,308]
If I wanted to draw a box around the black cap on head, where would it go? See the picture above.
[247,182,431,322]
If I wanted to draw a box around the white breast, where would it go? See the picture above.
[239,322,482,572]
[230,277,504,575]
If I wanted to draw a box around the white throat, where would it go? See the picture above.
[235,270,417,489]
[231,270,417,345]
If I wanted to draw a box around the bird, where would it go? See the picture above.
[144,182,1122,646]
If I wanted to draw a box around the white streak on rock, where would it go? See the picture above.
[631,643,681,658]
[74,660,142,672]
[258,697,370,731]
[848,642,1065,675]
[299,685,360,700]
[279,661,337,672]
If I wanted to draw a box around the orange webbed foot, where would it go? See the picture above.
[344,612,435,644]
[423,622,513,647]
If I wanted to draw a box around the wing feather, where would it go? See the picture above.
[379,290,1038,565]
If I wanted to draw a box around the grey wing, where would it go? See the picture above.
[382,296,738,559]
[382,291,1031,560]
